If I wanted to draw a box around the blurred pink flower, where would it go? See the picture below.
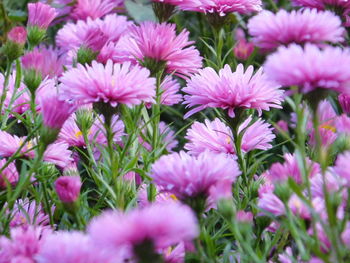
[59,61,155,107]
[334,151,350,186]
[55,176,82,203]
[248,9,344,51]
[0,131,34,159]
[43,142,73,168]
[288,194,310,219]
[9,199,52,229]
[339,93,350,114]
[88,203,198,254]
[233,39,254,61]
[292,0,350,12]
[120,22,202,78]
[0,159,18,189]
[264,44,350,94]
[71,0,124,21]
[236,210,254,223]
[150,151,240,202]
[185,117,275,156]
[27,2,57,29]
[258,191,285,216]
[183,64,283,118]
[8,26,27,45]
[178,0,262,15]
[265,153,320,184]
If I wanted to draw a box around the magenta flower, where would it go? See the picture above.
[159,76,182,106]
[288,194,311,219]
[150,151,240,203]
[0,159,18,189]
[265,153,320,184]
[9,199,52,229]
[0,226,44,262]
[7,26,27,45]
[185,117,275,156]
[28,2,57,30]
[183,64,283,118]
[258,191,285,216]
[264,44,350,94]
[334,151,350,186]
[40,93,76,131]
[236,210,254,223]
[121,22,202,78]
[55,176,82,203]
[178,0,262,15]
[292,0,350,12]
[88,203,198,256]
[36,231,114,263]
[0,131,34,159]
[248,9,344,51]
[71,0,124,20]
[59,60,156,107]
[233,38,254,61]
[339,93,350,114]
[43,142,73,168]
[21,49,44,73]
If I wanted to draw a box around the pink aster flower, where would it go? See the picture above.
[185,117,275,156]
[264,44,350,94]
[288,194,311,219]
[59,60,156,107]
[0,159,18,189]
[9,199,52,229]
[43,142,73,168]
[40,92,76,131]
[339,93,350,114]
[27,2,58,30]
[0,226,44,262]
[55,176,82,203]
[36,231,114,263]
[264,153,320,184]
[247,9,344,51]
[292,0,350,12]
[334,151,350,186]
[310,171,343,198]
[56,14,132,54]
[8,26,27,45]
[41,0,73,22]
[0,131,34,159]
[257,191,285,216]
[71,0,124,21]
[335,114,350,134]
[150,151,240,203]
[233,38,254,61]
[236,210,254,223]
[183,64,283,118]
[120,22,202,78]
[159,76,182,106]
[178,0,262,15]
[88,203,198,256]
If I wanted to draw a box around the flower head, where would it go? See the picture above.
[55,176,82,203]
[71,0,124,20]
[8,26,27,45]
[179,0,262,15]
[120,22,202,78]
[59,60,155,107]
[248,9,344,51]
[28,2,57,30]
[183,64,283,118]
[0,159,18,189]
[334,151,350,186]
[150,151,240,203]
[264,44,350,94]
[88,203,198,257]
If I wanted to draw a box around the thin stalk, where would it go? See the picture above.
[0,60,13,123]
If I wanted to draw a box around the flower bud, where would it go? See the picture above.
[75,106,94,135]
[236,210,254,224]
[233,39,254,61]
[339,93,350,115]
[2,27,27,61]
[55,176,82,203]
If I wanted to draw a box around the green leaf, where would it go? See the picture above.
[8,10,27,22]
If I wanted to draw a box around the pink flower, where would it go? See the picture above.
[35,46,66,78]
[27,2,57,29]
[292,0,350,11]
[184,117,275,156]
[335,114,350,134]
[264,44,350,94]
[288,194,310,219]
[236,210,254,223]
[8,26,27,45]
[178,0,262,15]
[36,231,113,263]
[88,203,198,255]
[71,0,124,20]
[43,142,73,168]
[120,22,202,78]
[56,14,132,55]
[310,171,343,198]
[59,60,156,107]
[265,153,320,184]
[160,76,182,106]
[9,199,52,229]
[334,151,350,186]
[275,120,289,133]
[233,39,254,61]
[248,9,344,51]
[55,176,82,203]
[150,151,240,202]
[0,226,44,262]
[0,159,18,189]
[40,92,76,130]
[342,222,350,248]
[21,49,44,73]
[183,64,283,118]
[339,93,350,114]
[258,191,285,216]
[0,131,33,158]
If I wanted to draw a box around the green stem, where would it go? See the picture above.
[0,60,13,123]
